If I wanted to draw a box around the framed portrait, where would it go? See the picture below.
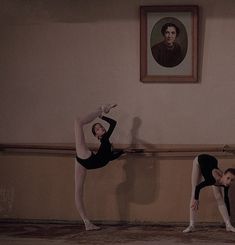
[140,5,198,83]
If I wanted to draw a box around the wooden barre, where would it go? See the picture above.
[0,143,235,155]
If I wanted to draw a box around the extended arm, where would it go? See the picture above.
[100,116,117,139]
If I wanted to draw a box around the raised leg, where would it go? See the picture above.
[74,104,117,158]
[74,107,103,158]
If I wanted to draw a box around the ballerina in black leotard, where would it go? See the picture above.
[74,104,124,230]
[183,154,235,233]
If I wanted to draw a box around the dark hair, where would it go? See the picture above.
[224,168,235,176]
[161,23,180,37]
[91,123,101,136]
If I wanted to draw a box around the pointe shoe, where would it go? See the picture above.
[85,222,101,231]
[183,225,195,233]
[226,225,235,232]
[101,104,117,114]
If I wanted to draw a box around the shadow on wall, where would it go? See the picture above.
[116,117,160,221]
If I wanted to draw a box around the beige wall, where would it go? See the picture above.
[0,0,235,145]
[1,153,235,223]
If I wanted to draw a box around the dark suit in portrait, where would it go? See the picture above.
[151,41,183,67]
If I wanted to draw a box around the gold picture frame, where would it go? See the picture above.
[140,5,198,83]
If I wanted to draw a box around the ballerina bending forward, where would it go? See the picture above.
[183,154,235,233]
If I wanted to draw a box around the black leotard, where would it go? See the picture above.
[195,154,230,215]
[76,116,124,170]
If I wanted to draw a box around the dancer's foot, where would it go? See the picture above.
[226,225,235,232]
[183,225,195,233]
[101,104,117,114]
[84,221,101,231]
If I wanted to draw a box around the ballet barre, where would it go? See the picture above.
[0,143,235,156]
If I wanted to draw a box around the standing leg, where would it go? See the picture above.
[74,107,102,230]
[75,161,100,230]
[212,186,235,232]
[183,156,202,232]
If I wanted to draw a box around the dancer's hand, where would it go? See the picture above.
[101,104,117,114]
[191,199,199,211]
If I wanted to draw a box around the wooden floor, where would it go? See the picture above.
[0,222,235,245]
